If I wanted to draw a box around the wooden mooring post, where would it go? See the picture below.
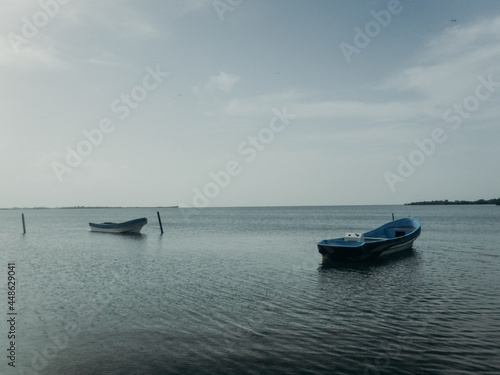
[22,213,26,234]
[157,211,164,235]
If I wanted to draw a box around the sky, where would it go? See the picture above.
[1,0,500,208]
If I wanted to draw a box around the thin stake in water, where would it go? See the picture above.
[157,211,164,235]
[22,213,26,234]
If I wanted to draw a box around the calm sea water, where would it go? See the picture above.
[0,205,499,375]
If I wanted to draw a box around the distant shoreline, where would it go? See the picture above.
[406,198,500,206]
[1,202,499,210]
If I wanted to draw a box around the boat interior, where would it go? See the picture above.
[366,225,417,241]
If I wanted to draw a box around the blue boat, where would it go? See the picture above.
[318,217,421,263]
[89,217,148,234]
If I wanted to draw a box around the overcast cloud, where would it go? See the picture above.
[1,0,499,207]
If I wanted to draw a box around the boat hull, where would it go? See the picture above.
[89,218,148,234]
[318,217,421,263]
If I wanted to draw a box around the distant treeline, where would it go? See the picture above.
[406,198,500,205]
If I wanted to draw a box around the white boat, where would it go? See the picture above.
[89,218,147,234]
